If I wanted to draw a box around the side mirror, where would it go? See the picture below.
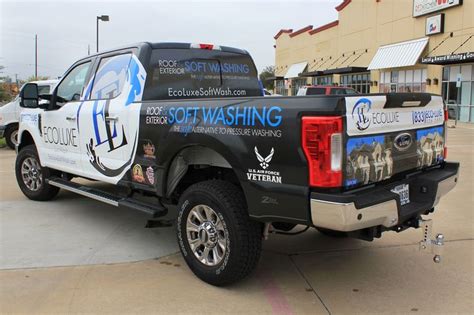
[19,83,39,108]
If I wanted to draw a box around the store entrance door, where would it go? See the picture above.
[442,64,474,123]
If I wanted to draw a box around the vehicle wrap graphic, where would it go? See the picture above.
[345,95,444,136]
[345,126,445,188]
[78,54,146,179]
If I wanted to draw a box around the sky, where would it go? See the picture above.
[0,0,340,80]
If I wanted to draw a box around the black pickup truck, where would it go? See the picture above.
[16,42,459,285]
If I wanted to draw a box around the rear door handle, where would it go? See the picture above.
[105,116,119,122]
[66,116,76,121]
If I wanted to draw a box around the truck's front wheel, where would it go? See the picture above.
[15,145,59,201]
[176,180,262,286]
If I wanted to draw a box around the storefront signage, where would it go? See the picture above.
[413,0,462,17]
[421,52,474,65]
[426,14,444,35]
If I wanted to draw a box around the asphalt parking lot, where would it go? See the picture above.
[1,123,473,314]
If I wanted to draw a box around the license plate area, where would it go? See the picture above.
[391,184,410,206]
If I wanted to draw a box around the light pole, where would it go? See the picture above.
[96,15,109,53]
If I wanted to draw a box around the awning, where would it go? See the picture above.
[299,70,323,77]
[266,76,284,81]
[421,34,474,65]
[284,62,308,79]
[368,38,429,70]
[322,66,368,75]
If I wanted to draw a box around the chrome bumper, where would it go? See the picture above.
[311,170,459,232]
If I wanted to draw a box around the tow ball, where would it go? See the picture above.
[418,219,444,263]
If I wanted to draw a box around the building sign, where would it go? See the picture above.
[421,52,474,65]
[426,14,444,35]
[413,0,462,17]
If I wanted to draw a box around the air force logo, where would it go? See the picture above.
[254,146,274,170]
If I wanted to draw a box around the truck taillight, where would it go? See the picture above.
[190,43,221,50]
[302,116,343,187]
[444,108,448,159]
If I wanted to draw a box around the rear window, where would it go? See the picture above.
[306,87,326,95]
[143,48,261,100]
[330,88,358,95]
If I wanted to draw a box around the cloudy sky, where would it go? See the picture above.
[1,0,340,80]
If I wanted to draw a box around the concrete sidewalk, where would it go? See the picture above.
[1,124,473,314]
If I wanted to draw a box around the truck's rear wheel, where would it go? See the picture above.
[5,124,18,150]
[176,180,262,286]
[15,145,60,201]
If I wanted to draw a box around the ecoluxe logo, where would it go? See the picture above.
[352,98,372,131]
[352,98,400,131]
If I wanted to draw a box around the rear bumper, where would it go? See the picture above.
[310,162,459,232]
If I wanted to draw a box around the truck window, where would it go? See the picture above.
[38,85,51,95]
[56,62,91,105]
[306,87,326,95]
[90,53,132,100]
[330,89,346,95]
[143,48,261,100]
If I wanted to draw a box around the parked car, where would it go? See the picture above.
[297,85,358,96]
[15,42,458,286]
[0,79,58,149]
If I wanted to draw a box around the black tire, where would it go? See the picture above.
[176,180,262,286]
[315,227,348,238]
[5,124,18,150]
[15,144,60,201]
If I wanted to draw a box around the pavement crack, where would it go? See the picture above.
[288,255,332,315]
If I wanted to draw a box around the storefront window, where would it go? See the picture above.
[442,64,474,123]
[341,72,370,93]
[312,75,333,86]
[379,69,427,93]
[291,78,307,95]
[275,80,287,96]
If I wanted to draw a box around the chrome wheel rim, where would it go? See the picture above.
[11,129,18,146]
[21,157,43,191]
[186,205,227,266]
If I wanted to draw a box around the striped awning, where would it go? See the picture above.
[368,38,429,70]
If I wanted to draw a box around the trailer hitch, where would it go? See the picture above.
[418,219,444,263]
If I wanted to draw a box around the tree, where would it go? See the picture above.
[0,65,12,102]
[259,66,275,90]
[27,75,50,82]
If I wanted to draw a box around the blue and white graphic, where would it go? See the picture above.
[351,98,372,131]
[78,54,147,180]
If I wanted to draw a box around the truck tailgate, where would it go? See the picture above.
[344,94,446,188]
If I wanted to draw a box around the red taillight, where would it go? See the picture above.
[302,116,343,187]
[444,107,448,159]
[190,43,221,50]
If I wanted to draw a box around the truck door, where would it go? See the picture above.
[76,52,146,184]
[39,60,93,175]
